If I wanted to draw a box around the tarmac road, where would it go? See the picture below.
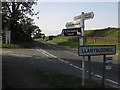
[2,40,119,88]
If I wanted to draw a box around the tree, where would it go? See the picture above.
[2,0,39,43]
[19,16,41,41]
[33,27,42,38]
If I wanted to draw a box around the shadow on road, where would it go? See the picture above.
[2,54,119,89]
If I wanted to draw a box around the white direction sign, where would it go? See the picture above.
[74,15,82,21]
[73,20,81,28]
[84,12,94,20]
[65,22,75,29]
[74,12,94,21]
[79,45,116,56]
[65,22,81,29]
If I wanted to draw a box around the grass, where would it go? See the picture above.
[48,36,78,48]
[85,40,120,50]
[85,28,120,38]
[0,38,2,48]
[47,28,120,50]
[33,68,114,88]
[2,41,35,48]
[48,36,119,50]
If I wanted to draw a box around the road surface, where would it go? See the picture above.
[2,40,119,88]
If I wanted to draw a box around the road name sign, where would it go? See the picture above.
[106,57,112,70]
[78,45,116,56]
[62,28,81,36]
[74,12,94,21]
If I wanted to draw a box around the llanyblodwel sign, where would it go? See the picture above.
[79,45,116,56]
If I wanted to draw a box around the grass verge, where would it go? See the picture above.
[2,41,35,48]
[47,36,119,51]
[85,41,120,51]
[48,36,78,48]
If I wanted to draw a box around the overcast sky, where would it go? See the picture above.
[32,1,119,36]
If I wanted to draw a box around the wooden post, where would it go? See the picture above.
[88,55,91,83]
[102,55,106,88]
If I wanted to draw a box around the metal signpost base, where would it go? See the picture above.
[102,55,106,88]
[81,12,85,86]
[88,56,91,83]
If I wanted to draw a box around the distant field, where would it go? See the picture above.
[85,28,119,50]
[48,28,120,50]
[85,28,119,38]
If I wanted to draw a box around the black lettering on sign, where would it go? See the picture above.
[62,28,81,36]
[79,45,116,56]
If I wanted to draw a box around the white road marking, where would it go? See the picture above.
[2,51,13,54]
[37,49,49,57]
[41,51,50,57]
[8,54,32,58]
[63,61,69,64]
[36,48,119,86]
[38,48,57,58]
[65,51,78,56]
[94,74,102,78]
[69,63,73,66]
[74,66,81,69]
[73,66,82,70]
[72,65,79,68]
[58,58,64,62]
[37,48,82,70]
[106,79,118,85]
[86,71,118,85]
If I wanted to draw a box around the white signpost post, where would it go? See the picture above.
[6,30,11,44]
[74,12,94,86]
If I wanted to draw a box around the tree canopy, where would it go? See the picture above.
[2,0,40,43]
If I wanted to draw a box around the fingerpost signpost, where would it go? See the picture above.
[63,11,116,87]
[74,11,94,86]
